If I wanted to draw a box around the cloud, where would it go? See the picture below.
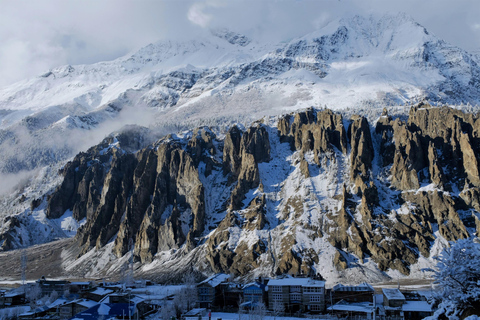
[188,3,213,28]
[0,0,479,89]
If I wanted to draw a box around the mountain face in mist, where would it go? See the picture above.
[0,13,480,283]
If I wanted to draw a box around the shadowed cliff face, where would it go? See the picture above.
[40,104,480,279]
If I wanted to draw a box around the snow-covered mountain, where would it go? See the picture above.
[1,13,480,284]
[1,13,479,176]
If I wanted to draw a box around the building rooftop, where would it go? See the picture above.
[267,276,325,287]
[402,300,433,312]
[198,274,230,288]
[90,287,114,296]
[383,288,405,301]
[332,282,374,292]
[327,300,374,313]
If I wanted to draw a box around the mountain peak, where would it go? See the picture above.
[210,28,252,47]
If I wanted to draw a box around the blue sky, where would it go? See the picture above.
[0,0,479,88]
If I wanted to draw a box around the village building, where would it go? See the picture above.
[83,287,115,302]
[327,300,376,319]
[67,303,136,320]
[382,288,406,319]
[267,276,326,313]
[69,282,93,294]
[36,277,70,297]
[57,299,98,320]
[3,291,26,307]
[331,282,375,304]
[197,273,230,308]
[19,298,69,319]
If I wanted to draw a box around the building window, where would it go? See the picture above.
[271,286,282,292]
[199,287,209,294]
[310,295,321,302]
[272,293,282,301]
[310,304,322,311]
[290,294,301,302]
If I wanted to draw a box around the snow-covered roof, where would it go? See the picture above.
[327,301,374,313]
[20,298,69,316]
[333,282,374,292]
[383,288,405,301]
[402,300,432,312]
[70,303,135,320]
[76,299,99,309]
[242,282,265,290]
[90,287,114,295]
[267,276,325,287]
[5,291,24,297]
[198,274,230,287]
[416,290,434,300]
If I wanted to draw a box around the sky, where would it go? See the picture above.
[0,0,479,89]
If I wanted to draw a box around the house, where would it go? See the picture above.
[69,282,93,293]
[83,287,114,302]
[267,276,326,313]
[67,303,136,320]
[58,299,98,320]
[223,283,243,309]
[331,282,374,304]
[382,288,406,319]
[383,288,405,307]
[36,277,70,297]
[197,274,230,308]
[327,300,375,319]
[19,298,69,319]
[402,300,433,319]
[4,291,26,306]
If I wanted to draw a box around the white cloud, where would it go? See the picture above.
[188,3,213,28]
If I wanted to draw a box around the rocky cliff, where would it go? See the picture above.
[25,104,480,281]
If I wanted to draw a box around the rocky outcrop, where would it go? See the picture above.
[229,124,270,210]
[377,103,480,191]
[348,115,374,193]
[278,108,347,164]
[37,105,480,280]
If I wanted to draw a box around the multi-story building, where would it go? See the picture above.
[267,276,325,313]
[197,273,230,308]
[36,277,70,296]
[331,282,375,304]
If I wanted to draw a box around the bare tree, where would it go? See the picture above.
[48,290,59,304]
[272,300,285,320]
[238,296,245,320]
[173,272,198,317]
[249,301,266,320]
[26,283,42,308]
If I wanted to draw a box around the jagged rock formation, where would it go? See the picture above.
[28,104,480,280]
